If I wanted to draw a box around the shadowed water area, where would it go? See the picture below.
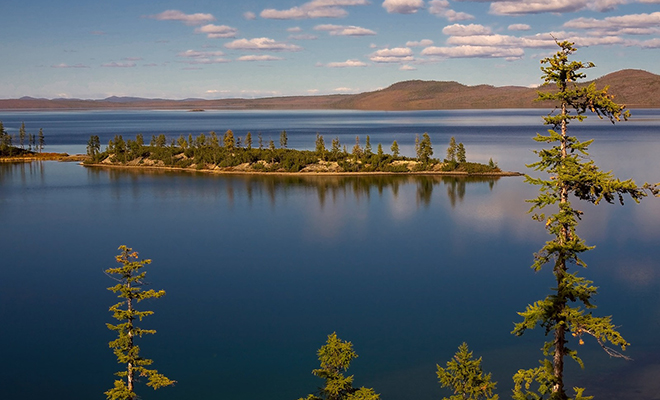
[1,109,659,399]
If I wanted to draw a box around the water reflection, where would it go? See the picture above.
[0,161,46,187]
[85,166,500,210]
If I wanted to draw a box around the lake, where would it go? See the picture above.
[0,109,659,400]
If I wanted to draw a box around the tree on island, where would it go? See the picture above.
[513,40,659,400]
[456,143,466,163]
[315,133,326,159]
[38,128,44,153]
[297,332,380,400]
[19,122,26,149]
[280,130,288,149]
[391,140,400,158]
[87,135,101,160]
[437,343,498,400]
[105,245,174,400]
[245,132,253,150]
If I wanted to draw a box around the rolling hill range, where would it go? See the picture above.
[1,69,658,111]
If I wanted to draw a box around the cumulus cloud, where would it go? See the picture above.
[400,65,417,70]
[421,45,525,58]
[237,55,285,61]
[225,38,303,52]
[51,63,90,68]
[288,27,303,32]
[442,24,492,36]
[508,24,532,31]
[314,24,377,36]
[382,0,425,14]
[490,0,588,15]
[261,0,369,20]
[102,62,137,68]
[639,38,660,48]
[334,87,357,92]
[194,24,238,38]
[244,11,257,20]
[326,59,368,67]
[147,10,215,25]
[446,34,557,48]
[406,39,434,47]
[369,47,415,62]
[428,0,475,21]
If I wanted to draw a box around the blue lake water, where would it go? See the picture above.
[0,110,659,400]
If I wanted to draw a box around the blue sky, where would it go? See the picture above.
[1,0,659,99]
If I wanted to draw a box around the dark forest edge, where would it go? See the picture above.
[83,131,518,176]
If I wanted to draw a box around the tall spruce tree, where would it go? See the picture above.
[513,40,658,400]
[105,246,174,400]
[297,333,379,400]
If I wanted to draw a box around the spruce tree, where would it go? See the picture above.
[280,130,288,148]
[437,343,498,400]
[38,128,45,153]
[513,40,658,400]
[456,143,466,163]
[390,140,400,158]
[105,245,174,400]
[19,122,26,149]
[245,132,252,150]
[297,333,379,400]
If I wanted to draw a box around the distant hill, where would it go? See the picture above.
[1,69,658,111]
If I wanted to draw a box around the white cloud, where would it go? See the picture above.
[147,10,215,26]
[177,50,226,58]
[237,55,285,61]
[176,50,229,64]
[639,38,660,48]
[290,34,319,40]
[421,45,525,58]
[261,0,369,20]
[382,0,425,14]
[102,62,137,68]
[406,39,434,47]
[428,0,475,21]
[51,63,90,69]
[369,47,414,62]
[588,0,628,12]
[288,27,303,32]
[446,34,556,48]
[225,38,303,52]
[442,24,492,36]
[400,65,417,70]
[490,0,588,15]
[243,11,257,20]
[308,89,320,94]
[508,24,532,31]
[326,59,368,67]
[314,24,377,36]
[564,12,660,31]
[194,24,238,38]
[334,87,357,92]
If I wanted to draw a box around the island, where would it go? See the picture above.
[82,131,521,176]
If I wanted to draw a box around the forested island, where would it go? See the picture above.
[83,130,513,175]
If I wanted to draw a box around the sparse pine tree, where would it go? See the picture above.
[258,132,263,150]
[315,133,326,159]
[223,130,235,150]
[280,130,288,148]
[391,140,400,158]
[513,40,659,400]
[245,132,252,150]
[457,142,466,163]
[364,135,372,157]
[418,132,433,164]
[19,122,26,149]
[446,136,457,162]
[38,128,45,153]
[331,137,341,158]
[105,246,174,400]
[377,143,384,159]
[352,136,362,158]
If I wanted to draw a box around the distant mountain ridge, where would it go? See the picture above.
[1,69,658,110]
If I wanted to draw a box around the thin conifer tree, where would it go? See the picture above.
[105,245,174,400]
[513,40,658,400]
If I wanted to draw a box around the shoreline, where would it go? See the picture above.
[80,162,523,177]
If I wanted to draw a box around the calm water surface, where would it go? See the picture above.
[0,110,659,400]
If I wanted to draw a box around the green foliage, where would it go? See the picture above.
[245,132,253,149]
[390,140,400,158]
[105,246,174,400]
[316,133,327,159]
[515,40,658,400]
[418,132,433,164]
[19,121,26,149]
[437,343,498,400]
[87,135,101,161]
[224,130,235,150]
[446,136,457,162]
[457,142,466,163]
[297,333,379,400]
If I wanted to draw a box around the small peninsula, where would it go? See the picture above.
[83,131,519,176]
